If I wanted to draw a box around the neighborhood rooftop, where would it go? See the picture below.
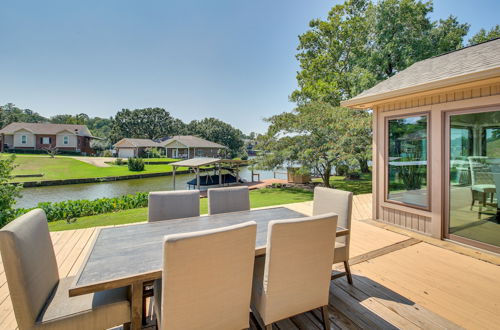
[0,122,93,136]
[113,138,162,148]
[342,38,500,108]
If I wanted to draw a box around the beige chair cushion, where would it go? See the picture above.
[207,186,250,215]
[252,213,338,325]
[158,221,257,330]
[313,187,353,259]
[148,190,200,222]
[0,209,59,330]
[36,277,130,330]
[333,242,347,264]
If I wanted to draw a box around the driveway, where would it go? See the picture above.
[72,156,116,167]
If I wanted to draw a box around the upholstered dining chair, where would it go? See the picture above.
[251,213,338,330]
[0,209,131,330]
[313,187,354,284]
[148,190,200,222]
[207,186,250,215]
[154,221,257,330]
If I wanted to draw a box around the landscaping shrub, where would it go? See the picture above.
[102,150,113,157]
[346,171,361,180]
[17,192,149,222]
[336,164,349,176]
[115,158,125,165]
[128,158,145,171]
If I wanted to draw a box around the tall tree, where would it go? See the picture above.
[186,118,244,157]
[0,103,47,128]
[110,108,178,142]
[292,0,470,106]
[257,102,372,187]
[468,25,500,45]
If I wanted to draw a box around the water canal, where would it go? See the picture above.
[16,167,284,208]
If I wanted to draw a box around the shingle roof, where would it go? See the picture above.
[342,38,500,108]
[160,135,227,149]
[0,122,93,136]
[113,138,162,148]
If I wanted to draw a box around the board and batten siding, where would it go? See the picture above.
[13,130,35,147]
[56,133,77,148]
[371,77,500,238]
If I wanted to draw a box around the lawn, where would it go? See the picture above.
[313,173,372,195]
[6,155,182,182]
[47,188,313,231]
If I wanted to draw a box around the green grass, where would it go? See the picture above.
[47,188,313,231]
[6,156,184,182]
[313,173,372,195]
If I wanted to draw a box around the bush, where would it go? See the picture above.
[0,155,22,227]
[336,164,349,176]
[102,150,113,157]
[16,192,150,222]
[346,171,361,180]
[128,158,145,171]
[115,158,125,165]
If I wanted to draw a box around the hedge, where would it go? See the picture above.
[17,192,149,222]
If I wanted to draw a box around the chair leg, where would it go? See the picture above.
[321,305,330,330]
[123,322,131,330]
[142,296,147,325]
[265,325,273,330]
[344,261,353,285]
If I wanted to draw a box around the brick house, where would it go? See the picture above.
[0,122,96,155]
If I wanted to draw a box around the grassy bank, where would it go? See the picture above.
[313,173,372,195]
[48,188,313,231]
[6,155,182,182]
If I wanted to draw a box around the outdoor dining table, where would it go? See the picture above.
[69,206,349,330]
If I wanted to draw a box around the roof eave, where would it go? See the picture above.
[341,67,500,109]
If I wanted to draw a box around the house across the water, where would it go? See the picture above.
[342,38,500,253]
[114,135,227,159]
[0,122,96,155]
[159,135,227,159]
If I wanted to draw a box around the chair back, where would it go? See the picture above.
[260,214,338,324]
[0,209,59,330]
[468,156,493,185]
[313,187,353,245]
[207,186,250,215]
[160,221,257,330]
[148,190,200,222]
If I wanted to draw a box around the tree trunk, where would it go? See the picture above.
[358,158,370,173]
[322,164,331,188]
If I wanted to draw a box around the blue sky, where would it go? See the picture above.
[1,1,499,134]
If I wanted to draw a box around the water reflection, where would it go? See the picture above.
[16,167,282,208]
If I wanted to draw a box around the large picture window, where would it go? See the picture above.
[387,115,429,208]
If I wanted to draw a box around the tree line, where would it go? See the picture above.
[0,104,246,157]
[257,0,500,187]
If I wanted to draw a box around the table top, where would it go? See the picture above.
[70,207,347,296]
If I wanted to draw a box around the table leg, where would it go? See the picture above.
[130,281,143,330]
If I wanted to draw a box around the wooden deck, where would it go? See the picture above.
[1,193,499,329]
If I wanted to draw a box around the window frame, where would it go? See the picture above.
[21,135,27,144]
[63,135,69,145]
[384,112,431,211]
[42,137,51,145]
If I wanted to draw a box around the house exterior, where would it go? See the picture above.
[160,135,227,159]
[113,138,162,158]
[0,122,95,155]
[342,38,500,253]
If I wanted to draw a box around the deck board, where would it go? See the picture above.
[1,193,498,329]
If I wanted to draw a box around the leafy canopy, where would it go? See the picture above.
[0,155,22,227]
[257,102,371,187]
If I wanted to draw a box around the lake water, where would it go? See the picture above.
[16,166,286,208]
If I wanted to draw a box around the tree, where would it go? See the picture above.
[110,108,178,142]
[257,102,372,187]
[0,155,22,227]
[186,118,244,158]
[468,25,500,45]
[291,0,470,106]
[0,103,47,128]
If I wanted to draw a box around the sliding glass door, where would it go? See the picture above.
[448,109,500,251]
